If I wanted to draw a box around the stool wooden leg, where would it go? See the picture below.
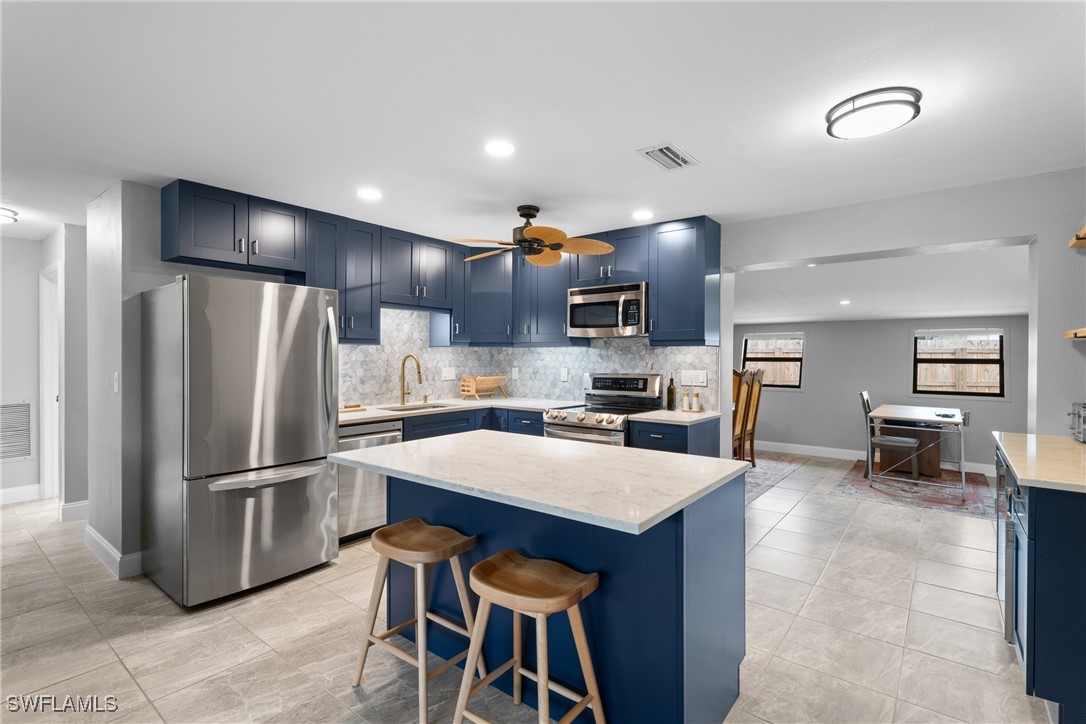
[353,555,391,686]
[569,603,606,724]
[512,610,523,705]
[415,563,428,724]
[536,613,549,724]
[453,598,491,724]
[449,554,487,678]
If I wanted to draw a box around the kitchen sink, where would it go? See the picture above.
[377,403,455,412]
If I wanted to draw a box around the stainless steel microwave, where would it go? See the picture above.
[567,282,648,338]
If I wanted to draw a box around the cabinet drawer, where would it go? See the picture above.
[629,422,688,453]
[508,411,544,436]
[402,410,478,441]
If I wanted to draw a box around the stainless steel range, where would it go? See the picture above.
[543,373,663,446]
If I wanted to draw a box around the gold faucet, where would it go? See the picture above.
[400,354,422,405]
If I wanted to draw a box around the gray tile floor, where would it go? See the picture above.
[0,455,1048,724]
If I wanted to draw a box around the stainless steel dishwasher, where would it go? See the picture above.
[338,420,402,537]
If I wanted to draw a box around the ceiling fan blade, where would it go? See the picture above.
[522,226,567,245]
[551,237,614,255]
[464,248,513,262]
[525,249,562,267]
[453,238,515,246]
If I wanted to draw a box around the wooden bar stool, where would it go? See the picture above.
[353,518,487,723]
[453,550,605,724]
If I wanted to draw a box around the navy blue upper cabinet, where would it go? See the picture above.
[570,226,650,287]
[343,219,381,342]
[648,217,721,346]
[380,229,453,309]
[163,180,308,273]
[450,246,470,343]
[512,256,533,344]
[468,252,513,344]
[247,197,306,272]
[305,211,346,332]
[511,254,584,346]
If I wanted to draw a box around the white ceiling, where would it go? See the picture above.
[2,2,1083,247]
[734,245,1029,324]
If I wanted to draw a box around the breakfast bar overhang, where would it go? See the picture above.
[331,429,749,723]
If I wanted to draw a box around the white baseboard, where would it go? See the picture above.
[754,440,996,477]
[60,500,89,522]
[84,525,143,579]
[0,484,42,505]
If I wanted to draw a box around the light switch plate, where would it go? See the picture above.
[441,367,455,381]
[680,369,708,387]
[560,367,569,382]
[511,367,519,380]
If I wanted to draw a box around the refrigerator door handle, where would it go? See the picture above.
[321,305,338,436]
[207,461,329,492]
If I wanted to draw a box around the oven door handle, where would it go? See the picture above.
[543,426,624,445]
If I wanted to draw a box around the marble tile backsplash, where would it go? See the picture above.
[339,309,720,410]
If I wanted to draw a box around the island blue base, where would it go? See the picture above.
[385,474,746,723]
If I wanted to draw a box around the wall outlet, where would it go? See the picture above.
[560,367,569,382]
[680,369,708,387]
[511,366,519,380]
[441,367,455,381]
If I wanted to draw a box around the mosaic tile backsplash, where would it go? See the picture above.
[339,309,720,410]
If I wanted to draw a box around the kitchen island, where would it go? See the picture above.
[331,429,749,723]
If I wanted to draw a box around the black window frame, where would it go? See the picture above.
[911,330,1005,398]
[742,333,805,389]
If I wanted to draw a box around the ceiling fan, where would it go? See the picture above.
[456,205,613,266]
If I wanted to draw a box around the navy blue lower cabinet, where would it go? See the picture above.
[385,474,746,723]
[491,408,509,432]
[508,410,544,436]
[629,419,721,458]
[1016,483,1086,723]
[402,410,480,441]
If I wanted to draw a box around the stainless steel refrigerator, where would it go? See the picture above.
[142,274,339,606]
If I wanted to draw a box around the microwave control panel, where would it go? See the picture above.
[622,299,642,326]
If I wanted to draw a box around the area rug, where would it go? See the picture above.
[829,460,996,519]
[744,454,808,505]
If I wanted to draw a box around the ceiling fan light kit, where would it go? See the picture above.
[458,205,613,267]
[826,87,922,139]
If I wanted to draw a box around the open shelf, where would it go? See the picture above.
[1065,327,1086,340]
[1070,223,1086,248]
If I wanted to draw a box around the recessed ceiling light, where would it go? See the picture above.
[632,209,654,221]
[806,263,817,267]
[0,207,18,224]
[356,188,382,201]
[840,299,851,305]
[484,140,515,157]
[826,87,921,140]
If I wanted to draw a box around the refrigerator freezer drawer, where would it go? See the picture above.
[183,460,338,606]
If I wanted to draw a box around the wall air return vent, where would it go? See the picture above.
[638,143,699,171]
[1,401,35,462]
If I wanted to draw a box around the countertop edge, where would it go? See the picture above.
[993,431,1086,494]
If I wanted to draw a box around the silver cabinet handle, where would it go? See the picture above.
[650,319,655,332]
[207,462,328,492]
[523,323,529,335]
[339,315,345,329]
[454,322,460,334]
[252,239,259,254]
[349,316,355,329]
[520,419,532,425]
[506,325,511,336]
[607,265,613,277]
[599,265,605,278]
[562,323,567,334]
[650,433,664,439]
[239,238,246,254]
[413,285,420,297]
[422,286,427,298]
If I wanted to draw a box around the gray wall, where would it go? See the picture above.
[41,224,89,508]
[0,238,42,490]
[734,315,1028,466]
[86,180,280,559]
[723,168,1086,437]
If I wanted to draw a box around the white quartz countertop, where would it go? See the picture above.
[630,409,721,425]
[330,429,748,534]
[993,432,1086,494]
[339,398,582,426]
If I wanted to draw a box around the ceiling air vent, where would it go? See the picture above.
[638,143,699,171]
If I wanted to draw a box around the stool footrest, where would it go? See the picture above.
[558,693,594,724]
[367,634,419,668]
[469,657,518,695]
[427,610,471,638]
[519,667,597,711]
[375,617,416,641]
[426,648,470,681]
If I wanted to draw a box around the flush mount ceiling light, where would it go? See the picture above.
[0,207,18,224]
[632,209,654,221]
[806,263,817,267]
[484,140,515,157]
[840,299,851,305]
[356,187,382,201]
[826,87,922,140]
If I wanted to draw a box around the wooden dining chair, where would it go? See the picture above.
[741,369,765,467]
[732,370,754,460]
[858,390,919,480]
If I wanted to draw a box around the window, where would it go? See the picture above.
[912,328,1004,397]
[742,333,805,388]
